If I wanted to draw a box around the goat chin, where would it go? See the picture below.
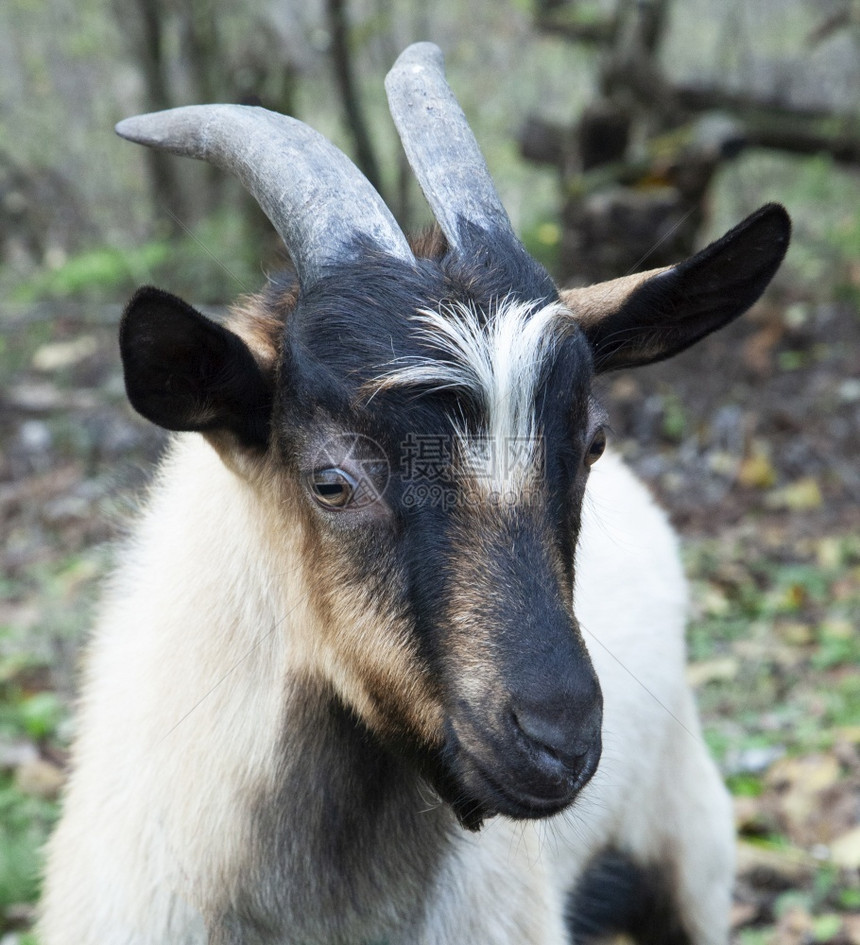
[38,436,733,945]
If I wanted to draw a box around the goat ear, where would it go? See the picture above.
[562,204,791,373]
[120,286,272,448]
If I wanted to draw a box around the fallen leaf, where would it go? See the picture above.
[735,839,816,888]
[735,795,773,835]
[739,452,777,489]
[9,382,99,412]
[708,450,739,477]
[767,754,840,797]
[829,825,860,868]
[764,754,858,847]
[842,915,860,945]
[14,758,65,799]
[816,537,845,569]
[609,376,639,401]
[775,622,815,646]
[820,618,854,640]
[731,639,803,669]
[742,318,784,374]
[686,656,739,687]
[773,906,813,945]
[838,378,860,403]
[700,583,732,616]
[730,901,759,929]
[766,478,823,511]
[32,335,99,371]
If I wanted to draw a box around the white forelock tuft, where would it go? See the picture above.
[371,297,570,490]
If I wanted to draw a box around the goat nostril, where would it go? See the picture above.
[513,708,565,756]
[510,706,546,740]
[511,706,598,775]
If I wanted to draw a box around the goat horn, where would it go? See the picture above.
[385,43,519,256]
[116,105,415,288]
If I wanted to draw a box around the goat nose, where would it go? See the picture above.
[511,704,601,774]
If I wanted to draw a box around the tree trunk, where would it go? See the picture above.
[326,0,384,197]
[180,0,226,210]
[114,0,187,229]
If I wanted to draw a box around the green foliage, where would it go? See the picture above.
[812,914,844,942]
[0,685,64,748]
[738,928,772,945]
[778,349,808,371]
[9,208,270,307]
[726,772,764,797]
[0,613,68,924]
[812,626,860,671]
[712,152,860,303]
[0,777,57,916]
[838,887,860,909]
[660,390,688,443]
[12,243,171,303]
[0,319,53,376]
[821,674,860,728]
[17,694,62,743]
[159,209,270,304]
[520,218,561,272]
[1,554,104,676]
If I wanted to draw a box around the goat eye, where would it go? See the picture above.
[308,468,357,509]
[585,430,606,467]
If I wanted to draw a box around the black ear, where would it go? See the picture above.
[582,204,791,373]
[120,286,272,448]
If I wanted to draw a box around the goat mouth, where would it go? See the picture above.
[423,741,576,829]
[460,752,589,820]
[427,719,600,827]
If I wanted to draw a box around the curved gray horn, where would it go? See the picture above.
[116,105,415,288]
[385,43,519,255]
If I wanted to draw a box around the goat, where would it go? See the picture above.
[39,43,790,945]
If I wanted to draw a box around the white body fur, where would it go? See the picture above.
[40,436,733,945]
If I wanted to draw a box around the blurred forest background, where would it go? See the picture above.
[1,0,859,942]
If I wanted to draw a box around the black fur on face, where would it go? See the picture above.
[270,241,604,829]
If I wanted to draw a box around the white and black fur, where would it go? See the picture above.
[39,43,790,945]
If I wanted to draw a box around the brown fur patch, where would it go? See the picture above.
[559,266,668,331]
[202,285,298,475]
[215,272,446,750]
[318,580,445,748]
[225,282,299,372]
[408,224,448,260]
[265,473,445,750]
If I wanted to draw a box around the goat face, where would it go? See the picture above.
[273,250,604,828]
[116,44,790,830]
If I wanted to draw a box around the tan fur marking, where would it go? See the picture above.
[266,474,444,747]
[559,266,668,329]
[222,278,447,749]
[225,282,297,370]
[408,224,448,260]
[202,286,295,477]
